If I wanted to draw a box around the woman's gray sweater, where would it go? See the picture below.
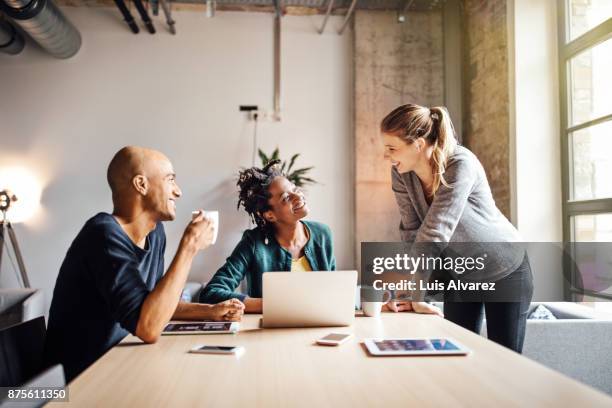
[392,145,524,282]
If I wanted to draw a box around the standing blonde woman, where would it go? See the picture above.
[379,104,533,353]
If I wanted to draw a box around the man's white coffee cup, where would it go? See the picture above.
[192,210,219,245]
[361,286,392,318]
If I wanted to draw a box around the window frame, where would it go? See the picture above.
[558,1,612,301]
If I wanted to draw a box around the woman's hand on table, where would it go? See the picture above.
[243,297,263,313]
[209,299,245,321]
[384,301,443,317]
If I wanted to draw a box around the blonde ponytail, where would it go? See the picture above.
[380,104,458,197]
[428,106,457,195]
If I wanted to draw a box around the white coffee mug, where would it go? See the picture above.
[362,301,386,318]
[192,210,219,245]
[361,289,392,318]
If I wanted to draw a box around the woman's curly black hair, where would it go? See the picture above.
[237,159,283,228]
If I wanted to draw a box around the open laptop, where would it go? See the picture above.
[262,270,357,328]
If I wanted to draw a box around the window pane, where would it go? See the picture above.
[570,120,612,200]
[571,215,612,298]
[572,213,612,241]
[569,37,612,126]
[568,0,612,41]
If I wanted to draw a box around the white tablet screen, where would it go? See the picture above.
[374,339,460,352]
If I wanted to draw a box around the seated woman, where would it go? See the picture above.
[198,160,336,313]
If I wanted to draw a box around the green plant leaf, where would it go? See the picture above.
[258,149,269,165]
[300,177,316,184]
[290,167,314,176]
[256,148,316,186]
[287,153,299,173]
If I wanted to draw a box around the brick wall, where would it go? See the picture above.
[355,2,515,258]
[462,0,512,218]
[354,10,444,251]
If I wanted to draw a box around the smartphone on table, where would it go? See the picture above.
[189,345,245,355]
[316,333,353,346]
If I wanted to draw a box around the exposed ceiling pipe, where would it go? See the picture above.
[113,0,139,33]
[150,0,159,16]
[159,0,175,34]
[272,0,282,18]
[132,0,155,34]
[272,0,282,120]
[0,0,81,58]
[205,0,215,18]
[317,0,334,34]
[337,0,356,35]
[0,18,25,54]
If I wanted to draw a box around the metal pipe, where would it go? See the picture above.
[0,0,81,58]
[205,0,215,18]
[132,0,155,34]
[272,0,282,18]
[317,0,334,34]
[159,0,175,34]
[150,0,159,16]
[113,0,139,34]
[0,19,25,54]
[7,222,30,288]
[0,220,31,288]
[337,0,357,35]
[273,8,281,118]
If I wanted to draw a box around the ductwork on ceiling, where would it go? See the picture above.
[0,0,81,58]
[175,0,443,13]
[113,0,178,35]
[0,18,24,54]
[113,0,139,34]
[132,0,155,33]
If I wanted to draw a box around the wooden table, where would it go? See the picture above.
[52,313,612,407]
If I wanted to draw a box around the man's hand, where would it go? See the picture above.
[207,299,245,321]
[384,301,443,317]
[181,210,215,252]
[136,212,215,344]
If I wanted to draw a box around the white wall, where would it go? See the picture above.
[511,0,562,241]
[509,0,564,299]
[0,8,354,311]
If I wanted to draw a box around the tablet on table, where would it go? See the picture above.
[162,322,239,335]
[364,338,470,356]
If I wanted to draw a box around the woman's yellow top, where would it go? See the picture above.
[291,256,312,272]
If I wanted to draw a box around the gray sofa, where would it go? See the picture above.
[182,282,204,303]
[473,302,612,396]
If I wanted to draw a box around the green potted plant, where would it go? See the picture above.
[258,148,316,188]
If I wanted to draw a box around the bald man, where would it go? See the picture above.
[45,146,244,382]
